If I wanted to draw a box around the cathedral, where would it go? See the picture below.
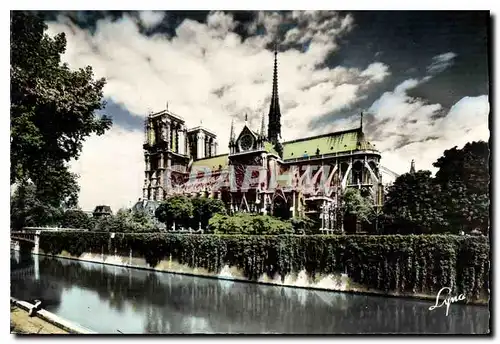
[140,48,385,232]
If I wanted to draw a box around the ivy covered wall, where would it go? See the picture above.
[39,232,490,301]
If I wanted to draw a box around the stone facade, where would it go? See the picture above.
[142,48,385,233]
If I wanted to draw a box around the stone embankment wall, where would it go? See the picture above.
[17,231,490,304]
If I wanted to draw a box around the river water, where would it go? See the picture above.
[10,251,489,334]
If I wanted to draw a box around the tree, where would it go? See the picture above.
[289,216,316,235]
[113,209,138,233]
[30,163,80,208]
[155,196,193,229]
[10,181,62,230]
[383,170,447,234]
[438,180,490,234]
[93,208,158,233]
[342,188,374,233]
[191,197,227,230]
[60,209,92,229]
[10,11,111,207]
[131,209,156,232]
[209,213,294,235]
[93,215,115,232]
[434,141,489,193]
[433,141,490,234]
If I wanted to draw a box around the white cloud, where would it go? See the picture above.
[46,11,375,211]
[70,126,144,213]
[360,62,390,83]
[427,52,457,75]
[393,78,421,94]
[138,11,166,29]
[369,77,489,180]
[44,12,486,211]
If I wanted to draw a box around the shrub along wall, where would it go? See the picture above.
[38,232,490,301]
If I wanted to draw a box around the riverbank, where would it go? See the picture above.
[33,232,490,305]
[10,298,96,334]
[11,251,490,334]
[10,305,68,334]
[31,250,488,306]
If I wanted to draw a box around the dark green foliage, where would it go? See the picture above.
[383,171,448,234]
[191,197,227,231]
[10,11,111,207]
[40,231,111,257]
[155,195,193,228]
[382,141,490,235]
[10,181,62,230]
[60,209,92,229]
[131,209,157,230]
[38,232,489,302]
[343,188,374,224]
[434,141,489,193]
[209,213,294,235]
[289,216,316,234]
[93,208,158,233]
[433,141,490,234]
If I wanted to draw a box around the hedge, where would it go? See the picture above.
[38,232,490,301]
[209,213,294,235]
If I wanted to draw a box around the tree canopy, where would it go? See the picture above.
[209,213,294,235]
[342,188,374,224]
[433,141,490,234]
[155,195,194,228]
[434,141,489,193]
[60,209,93,229]
[93,208,158,233]
[191,197,227,230]
[10,11,111,209]
[10,181,62,230]
[383,141,489,235]
[383,170,447,234]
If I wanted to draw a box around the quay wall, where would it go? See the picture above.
[21,232,491,304]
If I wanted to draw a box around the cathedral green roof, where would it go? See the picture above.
[191,154,228,171]
[282,129,370,160]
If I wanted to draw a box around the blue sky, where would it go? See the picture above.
[41,10,490,211]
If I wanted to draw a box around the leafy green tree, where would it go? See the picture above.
[438,181,490,234]
[60,209,92,229]
[341,188,374,232]
[131,209,156,231]
[93,208,157,233]
[209,213,293,235]
[93,215,115,232]
[10,181,62,230]
[191,197,227,230]
[383,170,447,234]
[10,11,111,208]
[289,216,316,234]
[433,141,490,234]
[434,141,489,193]
[155,195,194,229]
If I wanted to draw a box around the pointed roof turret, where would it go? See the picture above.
[267,43,282,144]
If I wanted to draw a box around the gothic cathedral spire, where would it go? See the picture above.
[260,112,266,138]
[267,43,282,145]
[410,159,416,174]
[229,118,235,143]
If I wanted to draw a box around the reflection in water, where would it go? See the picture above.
[10,251,489,334]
